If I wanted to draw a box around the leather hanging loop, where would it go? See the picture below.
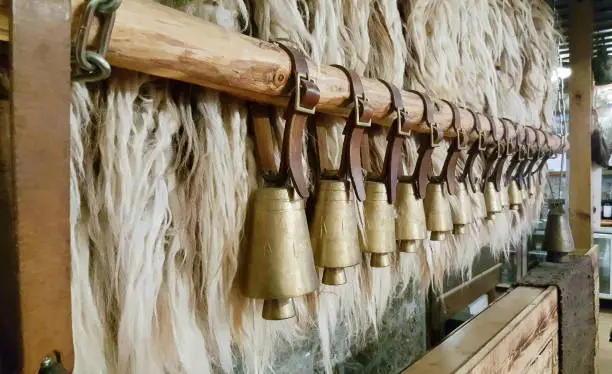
[533,128,552,185]
[250,43,320,198]
[461,107,487,193]
[331,64,373,201]
[504,120,524,184]
[482,113,506,191]
[405,90,441,199]
[380,79,410,203]
[438,100,463,195]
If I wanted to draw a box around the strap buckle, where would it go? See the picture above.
[294,72,317,114]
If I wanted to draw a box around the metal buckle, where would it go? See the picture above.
[478,131,487,151]
[355,94,372,128]
[430,123,442,148]
[294,73,316,115]
[396,107,410,136]
[456,128,468,150]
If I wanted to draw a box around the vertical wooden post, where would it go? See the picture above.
[568,0,595,251]
[0,0,73,372]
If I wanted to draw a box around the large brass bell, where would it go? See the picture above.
[424,182,453,241]
[508,180,523,211]
[364,181,396,267]
[242,188,319,320]
[451,182,473,235]
[396,182,426,253]
[311,180,361,285]
[484,181,502,221]
[543,200,575,263]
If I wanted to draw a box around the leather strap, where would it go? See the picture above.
[250,44,320,198]
[438,100,463,195]
[381,80,410,203]
[329,64,372,201]
[482,113,505,192]
[533,128,552,185]
[405,90,441,199]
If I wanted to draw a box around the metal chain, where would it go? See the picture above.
[72,0,121,82]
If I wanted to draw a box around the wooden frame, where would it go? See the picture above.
[0,0,73,372]
[407,287,559,374]
[569,0,595,250]
[427,263,503,347]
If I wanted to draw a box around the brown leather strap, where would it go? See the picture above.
[407,89,444,146]
[461,108,486,193]
[438,100,462,195]
[331,64,372,201]
[250,43,320,198]
[380,80,410,203]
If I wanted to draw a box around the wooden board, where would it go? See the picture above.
[569,0,595,250]
[0,0,73,372]
[405,287,559,374]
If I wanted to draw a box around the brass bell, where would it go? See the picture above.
[395,182,426,253]
[242,187,319,320]
[363,181,396,267]
[451,182,473,235]
[424,182,453,241]
[311,180,361,285]
[499,184,509,210]
[475,191,488,222]
[508,180,523,211]
[484,181,502,221]
[543,200,575,263]
[521,184,529,201]
[529,180,537,198]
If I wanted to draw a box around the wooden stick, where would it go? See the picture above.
[0,0,566,150]
[0,0,73,372]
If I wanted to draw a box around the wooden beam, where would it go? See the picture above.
[405,287,559,374]
[569,0,595,250]
[0,0,564,149]
[0,0,73,372]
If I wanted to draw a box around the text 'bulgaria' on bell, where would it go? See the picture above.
[310,180,361,285]
[424,182,453,241]
[241,187,318,320]
[363,181,396,267]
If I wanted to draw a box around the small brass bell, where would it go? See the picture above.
[484,181,502,221]
[529,180,537,198]
[395,182,426,253]
[475,191,488,222]
[363,181,396,267]
[508,180,523,211]
[543,200,575,263]
[242,187,319,320]
[451,182,473,235]
[521,184,529,201]
[499,184,509,211]
[424,182,453,241]
[311,180,361,285]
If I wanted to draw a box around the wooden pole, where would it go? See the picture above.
[0,0,565,149]
[0,0,73,372]
[569,0,595,251]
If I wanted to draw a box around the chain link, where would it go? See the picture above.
[72,0,121,82]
